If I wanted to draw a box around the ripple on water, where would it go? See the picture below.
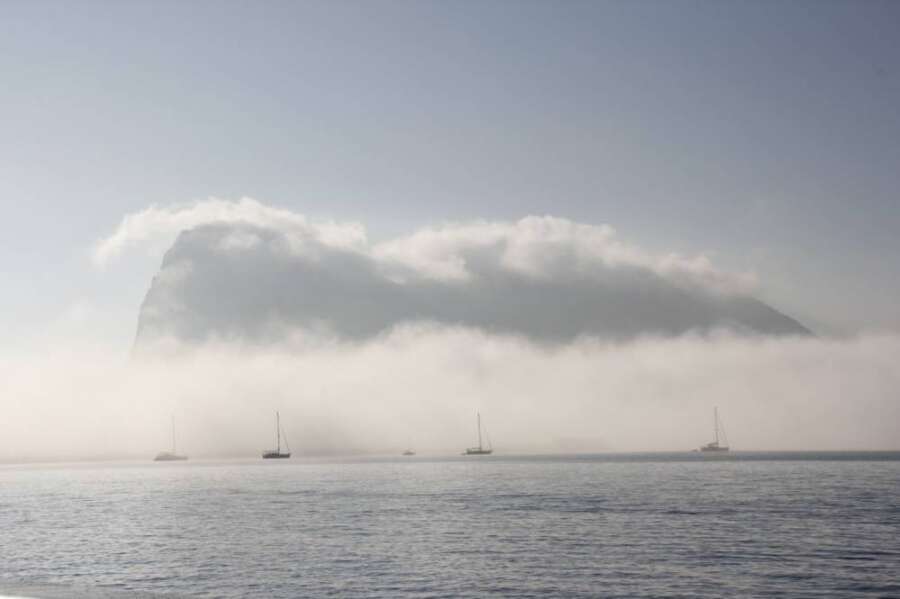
[1,456,899,598]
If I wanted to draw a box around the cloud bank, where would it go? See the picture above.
[92,197,368,268]
[96,197,755,291]
[2,328,898,461]
[107,199,806,346]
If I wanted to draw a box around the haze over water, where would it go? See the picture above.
[2,454,899,598]
[4,1,900,597]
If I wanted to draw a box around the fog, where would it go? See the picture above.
[2,326,898,462]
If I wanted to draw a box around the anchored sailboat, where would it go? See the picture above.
[464,411,493,455]
[699,407,730,452]
[262,411,291,459]
[154,415,188,461]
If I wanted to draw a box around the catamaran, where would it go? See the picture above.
[262,411,291,459]
[464,411,493,455]
[154,415,188,461]
[699,407,730,452]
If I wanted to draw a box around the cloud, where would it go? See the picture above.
[373,216,757,293]
[2,327,898,461]
[92,197,367,267]
[95,198,755,291]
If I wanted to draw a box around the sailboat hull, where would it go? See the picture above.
[464,448,493,455]
[262,451,291,459]
[154,452,188,461]
[699,442,729,452]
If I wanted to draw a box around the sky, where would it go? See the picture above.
[2,0,899,347]
[1,1,900,457]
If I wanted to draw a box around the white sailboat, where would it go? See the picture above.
[262,411,291,459]
[154,415,188,461]
[464,411,493,455]
[699,407,730,452]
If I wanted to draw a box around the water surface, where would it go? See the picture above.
[2,453,899,597]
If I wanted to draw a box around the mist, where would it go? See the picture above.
[2,325,898,462]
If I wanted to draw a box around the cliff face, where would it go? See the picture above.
[135,222,810,347]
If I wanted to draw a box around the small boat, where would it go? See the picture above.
[464,411,493,455]
[699,407,730,452]
[402,449,416,456]
[262,411,291,459]
[154,415,188,461]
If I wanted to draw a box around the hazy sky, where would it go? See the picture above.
[2,0,900,348]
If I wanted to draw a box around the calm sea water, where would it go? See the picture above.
[2,453,899,598]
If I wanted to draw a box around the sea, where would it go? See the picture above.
[2,453,899,598]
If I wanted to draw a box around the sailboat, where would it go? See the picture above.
[154,415,188,461]
[402,436,416,456]
[699,407,730,452]
[262,411,291,459]
[464,411,493,455]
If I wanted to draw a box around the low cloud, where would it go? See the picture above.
[92,197,367,268]
[95,198,755,292]
[373,217,757,293]
[2,328,898,461]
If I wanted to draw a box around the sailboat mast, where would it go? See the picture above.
[171,415,176,454]
[276,411,281,453]
[477,411,483,450]
[714,407,719,445]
